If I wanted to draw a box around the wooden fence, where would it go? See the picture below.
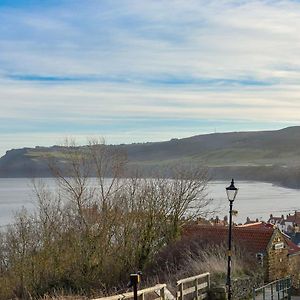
[92,284,168,300]
[92,272,210,300]
[176,272,210,300]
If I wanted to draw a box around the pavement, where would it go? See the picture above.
[254,287,300,299]
[254,291,300,299]
[255,295,300,299]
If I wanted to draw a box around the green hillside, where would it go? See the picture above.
[122,126,300,167]
[2,126,300,187]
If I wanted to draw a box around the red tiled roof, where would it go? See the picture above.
[184,224,300,256]
[184,225,274,254]
[286,215,294,222]
[239,222,274,229]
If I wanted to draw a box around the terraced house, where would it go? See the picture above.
[268,211,300,233]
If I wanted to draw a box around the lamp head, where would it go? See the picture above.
[226,179,238,202]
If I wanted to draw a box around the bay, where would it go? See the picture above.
[1,178,300,227]
[208,181,300,223]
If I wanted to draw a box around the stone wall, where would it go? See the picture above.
[208,273,264,300]
[231,274,264,300]
[266,230,289,282]
[288,254,300,288]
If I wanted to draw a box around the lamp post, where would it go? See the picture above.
[226,179,238,300]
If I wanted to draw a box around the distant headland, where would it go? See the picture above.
[2,126,300,188]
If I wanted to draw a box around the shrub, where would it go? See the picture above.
[0,140,212,299]
[147,235,262,288]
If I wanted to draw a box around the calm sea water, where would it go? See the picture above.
[0,178,300,227]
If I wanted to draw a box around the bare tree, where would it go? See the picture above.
[0,139,212,298]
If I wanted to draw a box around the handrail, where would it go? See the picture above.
[254,277,291,292]
[253,277,291,300]
[176,272,210,300]
[92,284,167,300]
[92,272,211,300]
[176,272,210,285]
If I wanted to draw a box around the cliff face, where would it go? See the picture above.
[0,148,50,177]
[2,126,300,187]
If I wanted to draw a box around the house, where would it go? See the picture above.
[209,215,228,226]
[268,214,284,226]
[183,222,300,287]
[282,212,300,233]
[244,217,260,225]
[268,211,300,233]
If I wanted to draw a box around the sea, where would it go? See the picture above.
[0,178,300,228]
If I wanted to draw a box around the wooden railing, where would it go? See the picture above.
[92,272,210,300]
[176,272,210,300]
[92,284,168,300]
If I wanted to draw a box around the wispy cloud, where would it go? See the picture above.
[1,0,300,155]
[5,73,275,87]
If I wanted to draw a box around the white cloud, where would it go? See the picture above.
[1,0,300,155]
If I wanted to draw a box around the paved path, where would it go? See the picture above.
[254,290,300,299]
[254,287,300,299]
[254,288,274,299]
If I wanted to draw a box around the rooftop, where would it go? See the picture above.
[184,224,274,254]
[184,223,300,256]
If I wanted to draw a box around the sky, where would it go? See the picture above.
[1,0,300,156]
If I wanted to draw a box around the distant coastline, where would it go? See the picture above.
[2,126,300,189]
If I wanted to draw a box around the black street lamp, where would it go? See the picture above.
[226,179,238,300]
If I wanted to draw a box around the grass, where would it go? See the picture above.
[26,150,67,159]
[34,242,259,300]
[25,145,300,168]
[147,238,261,293]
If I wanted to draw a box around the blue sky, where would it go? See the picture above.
[1,0,300,156]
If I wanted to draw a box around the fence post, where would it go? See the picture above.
[288,277,292,300]
[270,283,273,300]
[130,273,141,300]
[180,283,184,300]
[160,286,165,300]
[207,273,210,290]
[194,278,199,300]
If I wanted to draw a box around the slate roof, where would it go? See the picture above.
[284,237,300,255]
[288,232,300,247]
